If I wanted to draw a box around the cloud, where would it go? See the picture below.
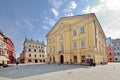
[63,1,77,16]
[65,13,73,16]
[43,25,49,30]
[49,0,63,18]
[82,0,120,38]
[69,1,77,9]
[49,0,63,9]
[24,19,34,30]
[15,21,20,25]
[51,8,59,18]
[43,16,55,29]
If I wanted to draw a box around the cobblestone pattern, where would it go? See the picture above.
[0,63,120,80]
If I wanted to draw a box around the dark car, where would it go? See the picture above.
[0,63,9,68]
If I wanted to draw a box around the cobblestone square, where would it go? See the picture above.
[0,63,120,80]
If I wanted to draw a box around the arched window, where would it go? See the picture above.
[29,54,31,57]
[29,49,31,52]
[109,53,111,56]
[35,54,37,57]
[34,49,36,52]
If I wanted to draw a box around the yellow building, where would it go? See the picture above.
[46,13,107,65]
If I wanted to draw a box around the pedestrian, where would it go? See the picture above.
[16,61,19,66]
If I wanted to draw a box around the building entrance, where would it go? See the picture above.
[74,55,77,63]
[53,57,55,63]
[60,55,64,64]
[35,59,38,63]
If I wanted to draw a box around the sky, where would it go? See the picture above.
[0,0,120,58]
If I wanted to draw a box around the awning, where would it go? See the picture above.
[0,56,9,61]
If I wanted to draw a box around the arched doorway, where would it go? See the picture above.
[35,59,38,63]
[60,55,64,64]
[53,57,55,63]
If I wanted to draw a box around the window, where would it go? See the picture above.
[50,48,52,53]
[39,50,41,52]
[80,39,86,48]
[109,53,111,56]
[114,48,116,50]
[43,59,45,62]
[29,49,31,52]
[115,58,118,60]
[53,38,55,42]
[35,54,37,57]
[29,45,31,47]
[72,30,77,36]
[34,49,36,52]
[42,50,44,53]
[118,47,119,50]
[53,47,55,53]
[33,45,34,47]
[80,26,85,33]
[51,37,55,43]
[36,46,37,48]
[40,60,42,62]
[114,53,116,56]
[109,48,111,50]
[42,55,44,57]
[60,33,64,39]
[110,58,112,61]
[39,54,41,57]
[0,50,1,55]
[118,53,119,55]
[73,41,77,49]
[60,43,64,52]
[29,54,31,57]
[28,59,32,62]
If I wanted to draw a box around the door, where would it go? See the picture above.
[60,55,64,64]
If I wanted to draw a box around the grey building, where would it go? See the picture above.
[112,39,120,62]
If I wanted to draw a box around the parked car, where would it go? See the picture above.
[0,63,8,68]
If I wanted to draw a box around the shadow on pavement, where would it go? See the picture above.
[0,64,91,79]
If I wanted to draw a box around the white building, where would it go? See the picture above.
[20,38,46,63]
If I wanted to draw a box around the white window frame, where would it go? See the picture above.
[72,29,77,36]
[80,26,85,33]
[80,39,86,48]
[60,33,64,39]
[73,41,77,49]
[60,43,64,52]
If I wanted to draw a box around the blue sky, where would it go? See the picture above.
[0,0,120,57]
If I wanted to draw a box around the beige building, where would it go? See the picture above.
[0,29,8,64]
[20,38,46,63]
[46,13,107,65]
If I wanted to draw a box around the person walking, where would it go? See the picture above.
[16,61,19,66]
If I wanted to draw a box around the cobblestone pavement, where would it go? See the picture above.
[0,63,120,80]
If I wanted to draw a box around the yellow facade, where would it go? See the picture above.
[46,13,107,65]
